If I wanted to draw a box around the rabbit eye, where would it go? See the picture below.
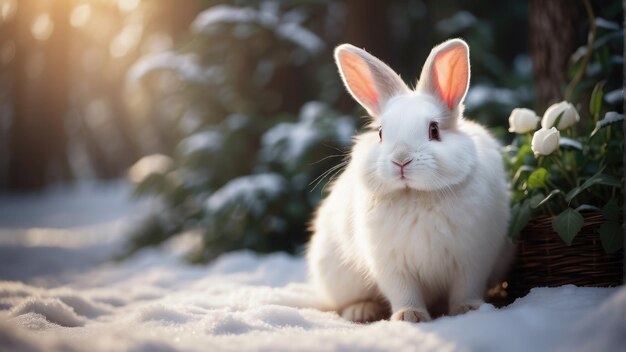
[378,127,382,142]
[429,121,440,141]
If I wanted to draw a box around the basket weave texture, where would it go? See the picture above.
[507,212,623,299]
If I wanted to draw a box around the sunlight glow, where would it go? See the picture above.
[110,23,143,58]
[0,0,16,24]
[26,52,44,79]
[31,13,54,41]
[70,3,92,28]
[142,33,173,54]
[85,99,112,131]
[124,82,151,119]
[117,0,140,13]
[1,41,15,65]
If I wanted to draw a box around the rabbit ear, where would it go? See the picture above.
[417,39,470,110]
[335,44,409,117]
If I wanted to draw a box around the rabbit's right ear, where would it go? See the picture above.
[335,44,409,117]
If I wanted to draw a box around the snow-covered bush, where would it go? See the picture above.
[125,2,353,261]
[183,102,354,260]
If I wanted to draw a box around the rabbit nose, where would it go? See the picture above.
[392,159,413,169]
[391,145,413,168]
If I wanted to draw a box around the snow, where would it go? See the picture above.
[191,6,262,28]
[0,182,144,283]
[205,173,287,215]
[436,11,476,35]
[261,121,319,167]
[128,51,223,85]
[464,84,530,109]
[595,18,621,30]
[260,101,354,168]
[179,130,224,156]
[191,5,324,55]
[604,88,624,104]
[275,22,325,55]
[1,182,625,352]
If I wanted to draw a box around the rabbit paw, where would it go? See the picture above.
[449,303,481,316]
[341,301,387,323]
[390,308,431,323]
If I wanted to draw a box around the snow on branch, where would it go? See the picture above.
[190,5,324,55]
[128,51,223,85]
[205,173,287,216]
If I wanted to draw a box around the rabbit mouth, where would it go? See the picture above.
[394,169,408,181]
[396,173,412,186]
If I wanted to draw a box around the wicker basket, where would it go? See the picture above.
[506,212,624,300]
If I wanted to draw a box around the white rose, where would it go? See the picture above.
[531,127,560,156]
[508,108,540,133]
[541,101,580,130]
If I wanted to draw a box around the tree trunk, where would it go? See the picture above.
[39,0,72,183]
[166,0,200,39]
[7,2,46,190]
[528,0,577,110]
[339,0,390,114]
[343,0,391,62]
[8,1,72,190]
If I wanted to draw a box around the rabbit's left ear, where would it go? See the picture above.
[417,39,470,110]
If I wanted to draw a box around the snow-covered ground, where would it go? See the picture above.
[0,182,624,351]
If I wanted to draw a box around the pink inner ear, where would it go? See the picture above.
[338,51,379,111]
[432,46,468,109]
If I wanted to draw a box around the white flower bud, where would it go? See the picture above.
[541,101,580,130]
[531,127,560,156]
[508,108,540,133]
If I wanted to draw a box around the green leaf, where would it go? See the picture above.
[593,31,623,50]
[528,193,545,209]
[575,204,601,212]
[565,172,622,203]
[599,221,623,253]
[511,190,526,202]
[589,81,605,118]
[513,165,536,184]
[595,17,620,30]
[527,168,549,189]
[591,111,625,137]
[551,208,584,245]
[559,137,583,150]
[509,200,532,240]
[513,145,533,171]
[533,189,563,209]
[601,200,619,221]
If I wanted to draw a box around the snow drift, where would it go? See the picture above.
[0,182,624,351]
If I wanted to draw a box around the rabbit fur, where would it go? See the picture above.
[307,39,513,323]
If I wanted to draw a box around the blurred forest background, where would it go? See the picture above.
[0,0,623,261]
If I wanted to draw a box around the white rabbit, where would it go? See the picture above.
[307,39,512,323]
